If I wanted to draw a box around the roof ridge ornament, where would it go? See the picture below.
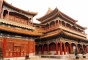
[45,7,52,15]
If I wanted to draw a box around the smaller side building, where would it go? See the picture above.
[0,0,43,59]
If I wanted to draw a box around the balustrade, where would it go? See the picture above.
[45,23,85,38]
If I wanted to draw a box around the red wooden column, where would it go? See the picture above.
[64,43,66,55]
[37,45,39,54]
[47,43,49,53]
[58,20,59,25]
[33,41,35,54]
[86,46,88,53]
[27,41,30,54]
[56,42,58,55]
[71,45,73,52]
[77,44,79,53]
[67,46,69,54]
[60,41,62,55]
[85,46,87,53]
[49,24,50,29]
[3,38,7,57]
[87,46,88,53]
[27,20,29,25]
[60,21,62,26]
[55,21,56,27]
[42,44,44,54]
[70,44,72,54]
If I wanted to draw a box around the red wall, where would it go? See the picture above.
[0,38,35,58]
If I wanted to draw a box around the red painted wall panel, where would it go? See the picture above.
[1,38,35,58]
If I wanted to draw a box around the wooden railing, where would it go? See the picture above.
[45,24,86,37]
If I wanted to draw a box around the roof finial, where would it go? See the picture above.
[56,7,58,9]
[48,7,53,12]
[45,7,52,15]
[48,7,51,11]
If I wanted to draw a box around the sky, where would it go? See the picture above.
[6,0,88,37]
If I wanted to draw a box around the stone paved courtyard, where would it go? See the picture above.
[2,54,88,60]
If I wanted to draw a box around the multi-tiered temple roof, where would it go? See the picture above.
[37,8,88,42]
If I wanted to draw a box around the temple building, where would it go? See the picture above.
[0,0,43,59]
[0,0,88,59]
[35,8,88,55]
